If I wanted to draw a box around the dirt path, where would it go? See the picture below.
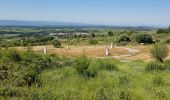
[16,45,129,57]
[113,47,140,62]
[97,46,140,62]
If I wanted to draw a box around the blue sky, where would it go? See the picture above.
[0,0,170,26]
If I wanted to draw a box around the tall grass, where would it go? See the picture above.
[1,49,170,99]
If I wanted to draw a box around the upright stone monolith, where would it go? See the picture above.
[105,47,110,56]
[44,45,47,53]
[66,45,70,50]
[111,42,114,49]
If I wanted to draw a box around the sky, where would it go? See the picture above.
[0,0,170,27]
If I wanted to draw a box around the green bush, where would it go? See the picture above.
[89,39,98,44]
[151,43,169,62]
[157,29,168,34]
[0,49,63,87]
[91,33,96,38]
[118,41,129,46]
[74,56,100,77]
[118,35,131,43]
[74,55,90,74]
[7,49,22,62]
[135,34,153,44]
[101,61,118,71]
[52,39,61,48]
[145,62,167,71]
[87,60,100,77]
[164,38,170,44]
[108,31,114,37]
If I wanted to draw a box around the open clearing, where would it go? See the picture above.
[16,45,170,62]
[16,45,129,57]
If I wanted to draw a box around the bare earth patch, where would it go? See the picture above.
[125,45,170,62]
[16,45,129,57]
[16,45,170,62]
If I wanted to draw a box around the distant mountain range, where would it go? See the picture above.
[0,20,89,27]
[0,20,158,29]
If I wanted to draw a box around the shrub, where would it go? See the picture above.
[101,61,118,71]
[150,43,169,62]
[135,34,153,44]
[89,39,98,45]
[87,60,100,77]
[7,49,22,62]
[157,29,168,34]
[74,55,90,74]
[52,39,61,48]
[118,42,129,46]
[91,33,96,38]
[145,62,167,71]
[164,38,170,44]
[118,35,131,43]
[74,56,100,77]
[108,31,114,37]
[0,49,62,87]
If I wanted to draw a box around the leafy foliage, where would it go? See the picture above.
[90,33,96,38]
[151,43,169,62]
[89,39,98,44]
[74,55,100,77]
[157,29,168,34]
[108,31,114,37]
[118,35,131,43]
[52,39,61,48]
[135,34,153,44]
[74,55,90,75]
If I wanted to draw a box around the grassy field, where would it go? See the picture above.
[1,27,170,99]
[38,60,170,100]
[16,45,129,57]
[1,48,170,99]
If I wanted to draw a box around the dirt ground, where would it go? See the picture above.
[16,45,170,62]
[16,45,129,57]
[126,45,170,62]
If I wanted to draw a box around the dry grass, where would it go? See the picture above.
[16,44,170,62]
[16,45,129,57]
[126,45,170,62]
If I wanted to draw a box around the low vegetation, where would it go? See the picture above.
[52,39,62,48]
[0,47,170,99]
[151,43,169,62]
[135,34,153,44]
[1,26,170,99]
[89,39,98,45]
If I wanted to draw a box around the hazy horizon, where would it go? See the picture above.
[0,0,170,27]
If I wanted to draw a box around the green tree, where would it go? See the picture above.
[52,39,61,48]
[91,33,96,38]
[108,31,114,37]
[135,34,153,44]
[151,43,169,62]
[118,35,131,43]
[89,39,98,45]
[157,29,168,34]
